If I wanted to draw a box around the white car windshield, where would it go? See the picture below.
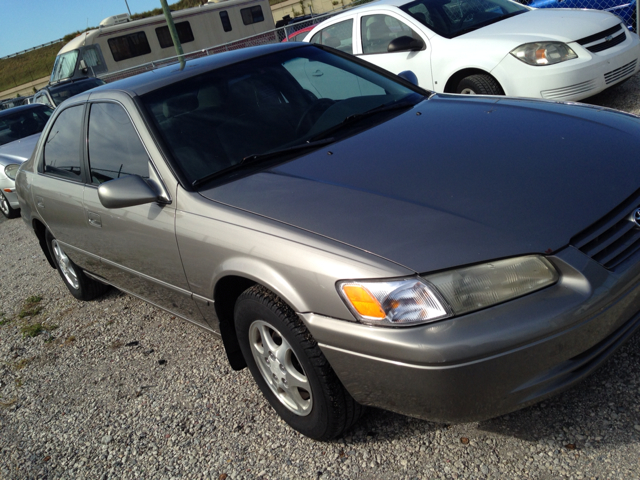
[50,50,79,83]
[401,0,529,38]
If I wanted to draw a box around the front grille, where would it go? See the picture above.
[605,59,637,84]
[541,79,597,99]
[571,189,640,270]
[577,24,626,54]
[588,32,626,53]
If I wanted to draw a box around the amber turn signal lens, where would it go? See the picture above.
[341,285,386,318]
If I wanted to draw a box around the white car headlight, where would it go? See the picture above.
[510,42,578,66]
[337,255,558,327]
[4,164,19,181]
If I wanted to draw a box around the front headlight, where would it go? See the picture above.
[510,42,577,66]
[4,164,19,181]
[337,255,558,327]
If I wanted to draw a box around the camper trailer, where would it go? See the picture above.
[49,0,275,83]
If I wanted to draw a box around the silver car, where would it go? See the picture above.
[15,43,640,440]
[0,104,52,218]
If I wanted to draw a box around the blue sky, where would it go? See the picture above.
[0,0,166,58]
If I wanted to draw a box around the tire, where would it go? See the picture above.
[46,230,109,301]
[0,191,19,219]
[235,285,364,440]
[456,74,503,95]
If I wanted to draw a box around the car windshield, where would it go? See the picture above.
[49,78,105,106]
[50,50,79,83]
[401,0,529,38]
[0,106,53,146]
[141,46,424,186]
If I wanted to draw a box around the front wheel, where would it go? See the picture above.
[456,74,503,95]
[235,285,364,440]
[0,192,19,219]
[46,230,109,301]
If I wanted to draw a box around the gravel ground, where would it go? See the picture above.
[2,82,640,479]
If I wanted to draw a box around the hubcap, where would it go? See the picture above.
[249,320,312,416]
[0,193,9,216]
[460,88,476,95]
[51,240,80,290]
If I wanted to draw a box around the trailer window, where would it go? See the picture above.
[220,11,232,32]
[156,21,195,49]
[108,31,152,62]
[241,6,264,25]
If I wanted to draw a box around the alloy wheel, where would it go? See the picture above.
[249,320,313,416]
[51,239,80,290]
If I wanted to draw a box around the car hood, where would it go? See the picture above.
[461,9,620,44]
[0,133,40,166]
[199,95,640,273]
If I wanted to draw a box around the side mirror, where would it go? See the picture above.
[98,175,160,209]
[388,36,425,53]
[398,70,419,86]
[79,59,88,73]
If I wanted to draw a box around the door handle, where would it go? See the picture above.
[87,211,102,228]
[36,196,45,209]
[312,69,324,77]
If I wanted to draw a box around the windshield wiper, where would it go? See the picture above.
[310,100,417,142]
[191,137,335,187]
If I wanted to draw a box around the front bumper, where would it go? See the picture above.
[301,246,640,423]
[493,29,640,101]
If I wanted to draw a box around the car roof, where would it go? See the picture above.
[0,103,49,118]
[80,43,310,100]
[44,77,104,92]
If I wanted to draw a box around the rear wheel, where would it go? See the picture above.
[0,192,19,219]
[46,230,109,301]
[456,74,503,95]
[234,285,364,440]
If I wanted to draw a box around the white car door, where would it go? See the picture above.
[355,12,433,89]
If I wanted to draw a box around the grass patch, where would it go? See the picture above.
[0,312,9,326]
[21,323,44,338]
[0,42,62,93]
[19,295,43,319]
[64,336,76,345]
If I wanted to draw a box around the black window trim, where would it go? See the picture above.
[108,31,152,62]
[155,21,196,49]
[220,11,232,32]
[240,5,264,25]
[38,102,89,184]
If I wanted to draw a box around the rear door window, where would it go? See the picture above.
[43,106,84,181]
[309,19,354,54]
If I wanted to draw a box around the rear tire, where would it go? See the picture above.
[0,192,19,219]
[234,285,364,440]
[46,230,109,301]
[456,74,503,95]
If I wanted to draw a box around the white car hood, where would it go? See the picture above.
[462,9,622,44]
[0,133,40,167]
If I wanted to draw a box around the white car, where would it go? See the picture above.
[303,0,640,100]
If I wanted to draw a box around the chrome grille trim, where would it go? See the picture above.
[605,60,637,84]
[571,190,640,270]
[576,24,623,46]
[541,79,597,99]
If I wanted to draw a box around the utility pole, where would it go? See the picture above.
[159,0,185,69]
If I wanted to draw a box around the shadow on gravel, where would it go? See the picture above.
[477,332,640,447]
